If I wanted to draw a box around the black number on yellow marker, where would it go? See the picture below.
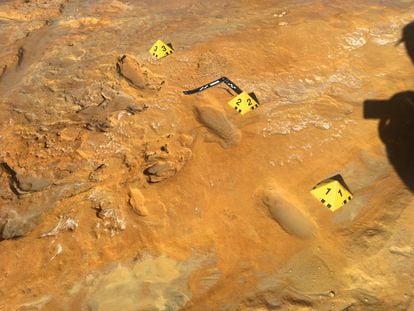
[247,98,252,106]
[235,98,242,106]
[325,188,331,195]
[152,46,158,57]
[338,189,342,197]
[162,45,167,52]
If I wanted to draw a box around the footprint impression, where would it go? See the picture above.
[194,104,241,148]
[262,188,318,239]
[116,54,164,90]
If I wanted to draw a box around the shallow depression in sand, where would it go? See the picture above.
[262,188,318,239]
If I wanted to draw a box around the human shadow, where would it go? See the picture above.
[363,22,414,192]
[397,21,414,63]
[364,92,414,191]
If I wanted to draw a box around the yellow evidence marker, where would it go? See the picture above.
[149,40,174,59]
[228,91,259,115]
[310,174,353,212]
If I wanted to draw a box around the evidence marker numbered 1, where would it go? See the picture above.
[310,174,353,212]
[183,76,260,115]
[149,39,174,59]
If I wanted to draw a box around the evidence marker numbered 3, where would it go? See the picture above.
[183,76,260,115]
[149,39,174,59]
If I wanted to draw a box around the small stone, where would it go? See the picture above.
[160,144,169,153]
[128,186,148,216]
[178,134,194,147]
[51,243,63,260]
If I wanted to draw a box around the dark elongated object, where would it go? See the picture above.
[183,76,243,95]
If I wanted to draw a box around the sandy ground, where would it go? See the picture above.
[0,0,414,310]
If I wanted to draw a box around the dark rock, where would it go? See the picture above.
[144,160,177,183]
[85,121,112,132]
[0,206,43,240]
[16,174,51,192]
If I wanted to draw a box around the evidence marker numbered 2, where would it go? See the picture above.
[228,91,259,115]
[183,76,260,115]
[149,39,174,59]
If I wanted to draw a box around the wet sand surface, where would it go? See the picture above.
[0,0,414,310]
